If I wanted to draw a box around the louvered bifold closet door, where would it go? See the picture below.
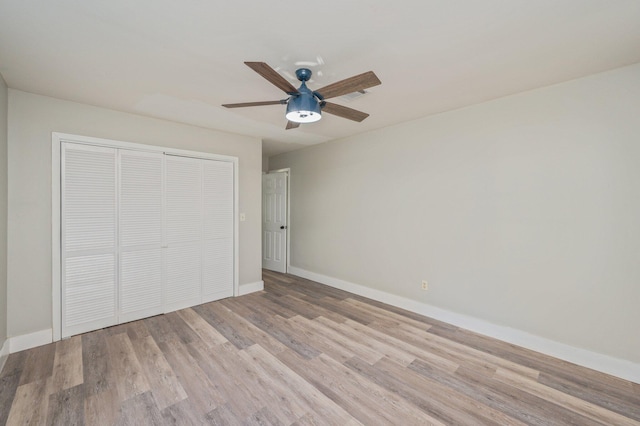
[165,155,203,312]
[202,160,234,302]
[61,143,118,338]
[118,150,164,323]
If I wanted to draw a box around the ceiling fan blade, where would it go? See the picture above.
[322,102,370,122]
[286,120,300,130]
[315,71,381,99]
[245,62,299,94]
[222,100,285,108]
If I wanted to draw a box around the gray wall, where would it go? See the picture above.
[0,75,7,347]
[7,90,263,338]
[270,63,640,364]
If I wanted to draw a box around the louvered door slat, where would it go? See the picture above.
[202,239,233,302]
[166,244,202,312]
[166,156,202,244]
[63,147,117,253]
[63,254,116,336]
[120,151,163,248]
[120,249,162,321]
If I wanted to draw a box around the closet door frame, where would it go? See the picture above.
[52,132,239,342]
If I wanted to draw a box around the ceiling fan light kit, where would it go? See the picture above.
[285,96,322,123]
[223,62,381,129]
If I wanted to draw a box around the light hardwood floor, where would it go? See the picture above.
[1,270,638,425]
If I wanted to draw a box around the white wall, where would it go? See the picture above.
[270,63,640,365]
[7,90,263,338]
[0,75,7,354]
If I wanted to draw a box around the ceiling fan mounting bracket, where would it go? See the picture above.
[295,68,313,82]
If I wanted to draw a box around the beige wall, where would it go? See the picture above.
[0,75,7,345]
[270,63,640,363]
[7,90,263,338]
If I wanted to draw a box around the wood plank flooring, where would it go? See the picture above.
[1,269,639,425]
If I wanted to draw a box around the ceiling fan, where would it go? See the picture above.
[222,62,381,129]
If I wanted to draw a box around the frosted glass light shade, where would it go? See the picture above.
[286,93,322,123]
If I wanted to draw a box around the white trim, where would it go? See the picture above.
[52,132,238,162]
[233,156,240,296]
[52,132,240,341]
[288,266,640,384]
[9,329,53,353]
[238,280,264,296]
[0,338,9,374]
[52,139,61,341]
[0,338,9,357]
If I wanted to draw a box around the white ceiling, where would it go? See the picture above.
[1,1,640,157]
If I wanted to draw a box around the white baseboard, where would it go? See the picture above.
[4,283,265,355]
[0,338,9,374]
[288,266,640,384]
[9,329,53,353]
[0,338,8,357]
[238,280,264,296]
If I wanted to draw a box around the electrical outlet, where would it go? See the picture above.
[421,280,428,290]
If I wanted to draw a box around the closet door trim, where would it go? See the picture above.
[52,132,239,342]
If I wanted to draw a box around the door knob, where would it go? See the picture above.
[280,225,287,229]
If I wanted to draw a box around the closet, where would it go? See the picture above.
[60,141,234,338]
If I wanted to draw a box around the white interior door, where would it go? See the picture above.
[165,155,203,312]
[202,160,234,302]
[164,155,235,311]
[262,171,287,273]
[118,149,164,323]
[61,143,118,338]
